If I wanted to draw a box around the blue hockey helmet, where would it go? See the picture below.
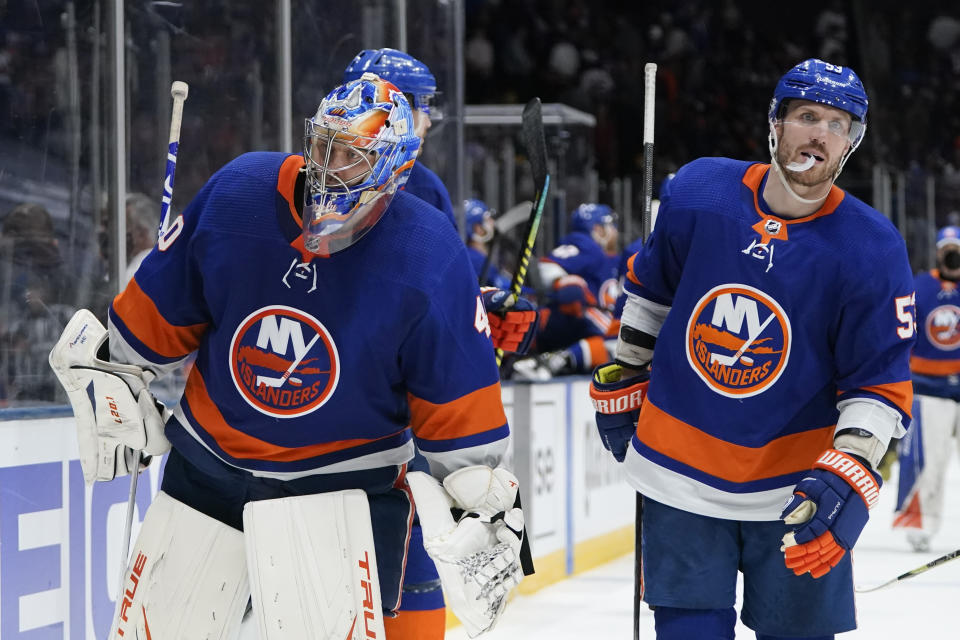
[343,48,439,118]
[937,226,960,248]
[302,73,420,256]
[464,198,494,242]
[569,204,615,234]
[768,58,868,149]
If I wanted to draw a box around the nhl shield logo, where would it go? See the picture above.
[229,305,340,417]
[926,304,960,350]
[685,284,791,398]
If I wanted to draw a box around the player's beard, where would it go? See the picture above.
[776,140,840,189]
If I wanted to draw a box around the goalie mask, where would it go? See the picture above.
[303,73,420,256]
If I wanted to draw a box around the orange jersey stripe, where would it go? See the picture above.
[112,278,207,358]
[857,380,913,418]
[910,355,960,377]
[584,335,608,369]
[636,399,834,483]
[408,382,507,442]
[184,367,399,461]
[278,154,305,227]
[625,253,641,286]
[741,164,844,221]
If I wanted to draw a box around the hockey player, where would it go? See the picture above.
[894,225,960,552]
[343,48,457,229]
[591,59,915,639]
[534,204,620,375]
[344,52,535,639]
[464,198,510,289]
[50,75,526,640]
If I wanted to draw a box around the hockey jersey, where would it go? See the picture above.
[109,152,508,479]
[542,231,619,304]
[910,269,960,399]
[404,161,457,231]
[622,158,915,520]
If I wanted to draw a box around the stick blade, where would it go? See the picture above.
[521,98,547,190]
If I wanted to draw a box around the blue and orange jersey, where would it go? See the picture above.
[541,231,619,305]
[911,270,960,376]
[621,158,916,520]
[403,161,457,231]
[109,152,508,479]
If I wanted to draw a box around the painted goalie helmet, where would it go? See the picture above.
[302,73,420,255]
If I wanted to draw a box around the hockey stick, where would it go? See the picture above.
[116,80,189,605]
[495,98,550,367]
[856,548,960,593]
[478,201,533,286]
[634,62,657,640]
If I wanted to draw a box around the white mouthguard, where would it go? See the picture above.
[786,154,816,172]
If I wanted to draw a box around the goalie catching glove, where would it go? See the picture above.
[406,466,525,637]
[48,309,171,484]
[589,362,650,462]
[780,448,881,578]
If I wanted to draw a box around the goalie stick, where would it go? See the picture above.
[495,98,550,367]
[633,62,657,640]
[856,547,960,593]
[115,79,189,608]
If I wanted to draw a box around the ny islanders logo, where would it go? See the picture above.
[229,305,340,417]
[685,284,791,398]
[926,305,960,350]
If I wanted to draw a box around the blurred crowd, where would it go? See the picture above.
[3,0,960,405]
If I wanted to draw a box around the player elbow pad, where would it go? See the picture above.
[615,324,656,369]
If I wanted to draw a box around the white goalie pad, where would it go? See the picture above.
[406,467,525,638]
[109,491,249,640]
[48,309,171,484]
[243,490,386,640]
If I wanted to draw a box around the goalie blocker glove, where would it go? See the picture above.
[589,362,650,462]
[405,466,525,638]
[481,287,538,355]
[49,309,171,484]
[780,448,882,578]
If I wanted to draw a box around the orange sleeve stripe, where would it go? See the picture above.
[408,382,507,442]
[910,355,960,377]
[636,399,835,483]
[183,368,395,461]
[112,278,207,358]
[857,380,913,417]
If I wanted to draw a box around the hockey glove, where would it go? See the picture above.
[780,449,882,578]
[589,362,650,462]
[49,309,171,484]
[550,274,597,317]
[481,287,538,354]
[406,466,525,638]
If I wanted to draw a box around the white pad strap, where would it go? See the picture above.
[407,466,525,638]
[243,490,386,640]
[49,309,171,484]
[109,491,249,639]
